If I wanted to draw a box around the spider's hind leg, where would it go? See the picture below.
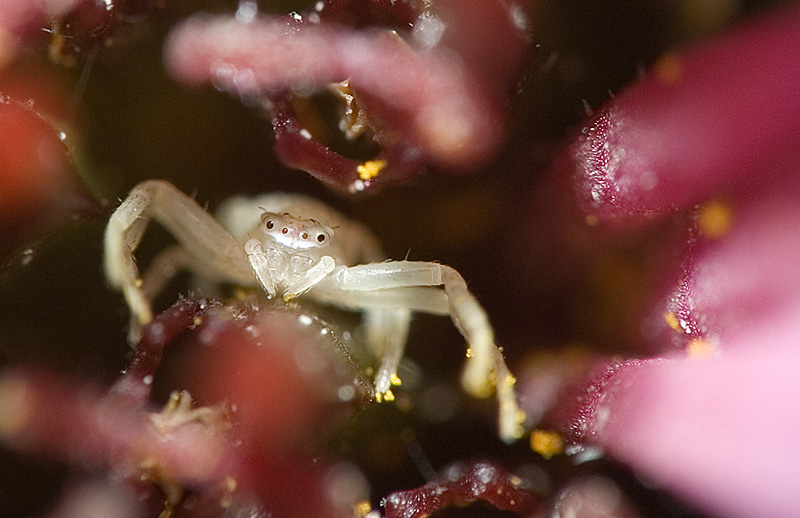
[311,261,526,441]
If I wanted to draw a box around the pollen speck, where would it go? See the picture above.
[530,429,564,459]
[664,312,681,332]
[354,501,372,517]
[697,200,733,239]
[654,52,683,83]
[687,338,716,359]
[356,159,387,181]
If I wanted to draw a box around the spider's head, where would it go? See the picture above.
[258,211,334,250]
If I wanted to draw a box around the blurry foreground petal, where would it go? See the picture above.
[0,94,98,258]
[574,3,800,216]
[556,318,800,518]
[164,2,528,190]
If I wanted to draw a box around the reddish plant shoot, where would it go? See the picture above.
[383,460,536,518]
[164,0,530,191]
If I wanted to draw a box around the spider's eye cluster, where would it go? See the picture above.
[260,212,333,248]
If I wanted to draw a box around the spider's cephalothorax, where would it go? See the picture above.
[105,180,524,441]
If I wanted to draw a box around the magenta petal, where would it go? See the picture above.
[669,177,800,342]
[574,3,800,215]
[560,308,800,518]
[430,0,530,94]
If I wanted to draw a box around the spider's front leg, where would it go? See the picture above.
[244,239,278,299]
[105,180,251,329]
[311,261,525,442]
[244,238,336,301]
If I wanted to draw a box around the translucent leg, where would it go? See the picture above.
[312,261,525,441]
[363,307,411,400]
[283,256,336,301]
[243,238,336,300]
[105,180,250,325]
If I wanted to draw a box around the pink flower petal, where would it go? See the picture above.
[558,309,800,518]
[668,176,800,344]
[573,3,800,215]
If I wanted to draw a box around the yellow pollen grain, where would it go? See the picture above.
[382,390,395,402]
[193,316,203,327]
[470,381,493,399]
[138,311,153,326]
[134,277,144,288]
[697,200,733,239]
[219,476,237,509]
[654,52,683,83]
[354,501,372,517]
[357,159,387,181]
[465,347,474,358]
[390,373,402,386]
[687,338,716,359]
[530,429,564,459]
[664,312,681,332]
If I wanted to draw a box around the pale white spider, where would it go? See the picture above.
[104,180,524,441]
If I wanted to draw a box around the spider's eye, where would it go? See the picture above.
[281,227,289,234]
[301,232,309,239]
[265,220,274,230]
[317,234,326,243]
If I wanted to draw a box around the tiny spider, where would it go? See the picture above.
[105,180,524,441]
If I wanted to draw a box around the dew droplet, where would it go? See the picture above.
[235,0,258,24]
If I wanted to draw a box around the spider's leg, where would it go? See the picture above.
[140,245,193,302]
[363,307,411,399]
[105,180,250,328]
[105,184,159,325]
[311,261,525,441]
[123,245,196,344]
[283,255,336,301]
[316,262,495,395]
[244,239,277,299]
